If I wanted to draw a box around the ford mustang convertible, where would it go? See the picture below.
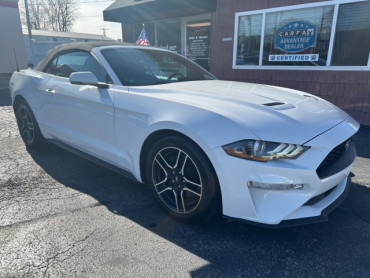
[9,42,359,226]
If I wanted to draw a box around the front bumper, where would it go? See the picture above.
[224,174,352,228]
[206,116,359,226]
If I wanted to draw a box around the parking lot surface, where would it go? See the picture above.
[0,90,369,277]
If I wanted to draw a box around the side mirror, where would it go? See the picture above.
[69,72,109,88]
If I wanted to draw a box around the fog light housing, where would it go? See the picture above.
[247,181,306,190]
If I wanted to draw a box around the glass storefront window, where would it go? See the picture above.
[331,1,370,66]
[234,0,369,69]
[236,14,262,66]
[157,20,182,54]
[262,5,334,66]
[186,20,211,70]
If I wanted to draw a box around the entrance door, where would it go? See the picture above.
[186,20,211,70]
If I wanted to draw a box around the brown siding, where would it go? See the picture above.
[210,0,370,125]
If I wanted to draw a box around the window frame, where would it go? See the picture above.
[233,0,370,71]
[42,50,113,83]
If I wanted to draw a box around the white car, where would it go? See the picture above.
[9,42,359,227]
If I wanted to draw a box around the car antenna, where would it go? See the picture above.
[13,46,20,72]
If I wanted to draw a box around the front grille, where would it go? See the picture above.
[316,138,355,179]
[320,140,348,167]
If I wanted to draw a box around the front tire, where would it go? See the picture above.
[14,99,43,148]
[146,135,220,222]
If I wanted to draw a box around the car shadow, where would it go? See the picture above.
[27,142,370,277]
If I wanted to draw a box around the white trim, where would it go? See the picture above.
[232,13,239,67]
[154,21,158,47]
[235,0,367,17]
[326,4,339,66]
[232,65,369,71]
[233,0,370,71]
[258,13,266,66]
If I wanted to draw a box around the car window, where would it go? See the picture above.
[44,57,57,75]
[101,48,216,86]
[52,52,109,83]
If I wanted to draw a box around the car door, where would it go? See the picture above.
[42,51,117,164]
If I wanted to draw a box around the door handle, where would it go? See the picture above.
[45,88,55,94]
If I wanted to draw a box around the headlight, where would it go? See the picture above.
[222,140,310,162]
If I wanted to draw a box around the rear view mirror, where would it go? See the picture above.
[69,72,109,88]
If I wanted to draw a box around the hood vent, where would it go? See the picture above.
[263,102,285,107]
[263,102,296,111]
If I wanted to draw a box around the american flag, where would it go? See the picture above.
[136,25,150,45]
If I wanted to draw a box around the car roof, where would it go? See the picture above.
[34,41,136,72]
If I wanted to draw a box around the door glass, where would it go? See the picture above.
[186,20,211,70]
[55,52,108,82]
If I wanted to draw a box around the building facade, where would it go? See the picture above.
[0,0,27,89]
[104,0,370,125]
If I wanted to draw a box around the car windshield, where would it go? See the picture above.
[100,47,216,86]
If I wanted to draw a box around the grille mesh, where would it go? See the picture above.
[316,138,352,179]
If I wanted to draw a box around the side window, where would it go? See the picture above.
[54,52,109,82]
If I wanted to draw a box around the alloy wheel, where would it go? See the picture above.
[151,147,203,214]
[16,103,35,145]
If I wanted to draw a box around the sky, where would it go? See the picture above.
[69,0,122,40]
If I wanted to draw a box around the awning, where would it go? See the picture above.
[103,0,217,24]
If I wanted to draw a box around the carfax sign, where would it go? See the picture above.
[275,21,317,53]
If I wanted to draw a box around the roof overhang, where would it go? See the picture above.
[103,0,216,24]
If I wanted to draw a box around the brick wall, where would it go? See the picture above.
[210,0,370,125]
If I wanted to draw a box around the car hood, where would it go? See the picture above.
[129,80,348,145]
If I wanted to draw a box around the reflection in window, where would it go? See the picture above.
[331,1,370,66]
[236,14,262,65]
[157,20,181,53]
[101,48,215,86]
[263,5,334,66]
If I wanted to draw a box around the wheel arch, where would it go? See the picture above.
[139,129,223,215]
[13,94,27,108]
[139,129,219,187]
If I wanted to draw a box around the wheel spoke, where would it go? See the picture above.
[172,190,180,212]
[154,177,168,187]
[174,150,182,169]
[154,158,169,176]
[180,190,186,213]
[183,187,201,197]
[180,155,188,175]
[157,187,172,195]
[184,177,202,188]
[158,152,173,169]
[19,107,27,121]
[26,129,31,142]
[155,151,174,172]
[21,127,28,138]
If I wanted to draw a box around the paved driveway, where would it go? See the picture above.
[0,90,369,277]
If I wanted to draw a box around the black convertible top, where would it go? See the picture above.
[34,41,133,72]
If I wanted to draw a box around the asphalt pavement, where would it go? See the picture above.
[0,89,369,278]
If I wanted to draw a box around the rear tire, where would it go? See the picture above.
[146,135,221,222]
[14,99,43,148]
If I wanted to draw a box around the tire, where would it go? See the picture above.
[146,135,221,222]
[14,99,43,148]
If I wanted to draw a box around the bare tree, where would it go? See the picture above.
[20,0,78,32]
